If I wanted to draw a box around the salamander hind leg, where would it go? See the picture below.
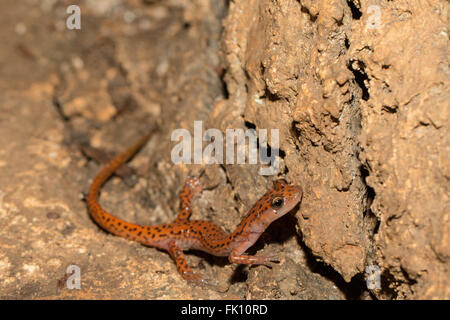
[167,241,209,287]
[176,174,203,222]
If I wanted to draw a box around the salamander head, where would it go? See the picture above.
[266,179,302,219]
[230,179,303,244]
[247,180,303,232]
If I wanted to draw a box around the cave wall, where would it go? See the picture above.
[217,0,449,299]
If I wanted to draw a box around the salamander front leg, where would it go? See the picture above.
[229,247,280,268]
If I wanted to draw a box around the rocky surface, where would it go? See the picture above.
[0,0,448,299]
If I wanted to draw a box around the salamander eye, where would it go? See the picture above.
[271,197,284,209]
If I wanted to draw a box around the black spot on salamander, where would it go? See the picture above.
[233,230,242,238]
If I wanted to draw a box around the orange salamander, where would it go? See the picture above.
[86,130,303,285]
